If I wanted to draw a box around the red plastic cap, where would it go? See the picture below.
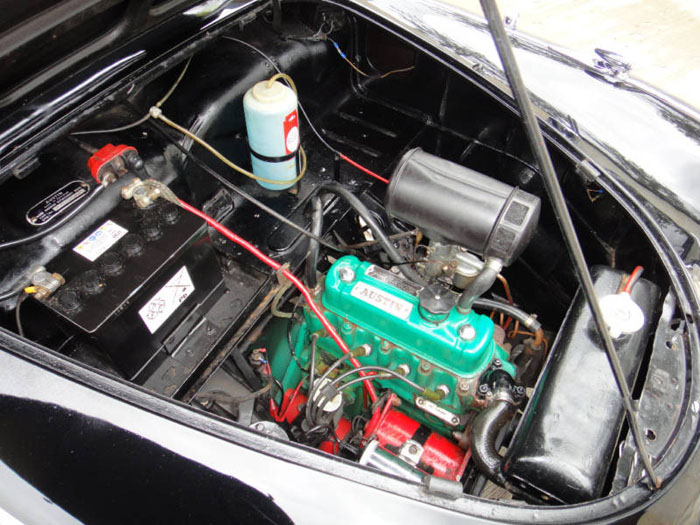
[87,144,137,184]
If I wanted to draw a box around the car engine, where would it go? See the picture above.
[0,2,677,507]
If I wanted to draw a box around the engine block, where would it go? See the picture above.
[285,256,515,434]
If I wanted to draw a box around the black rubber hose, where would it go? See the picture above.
[0,185,105,251]
[457,262,501,312]
[319,183,425,284]
[472,298,542,333]
[305,195,323,289]
[470,399,516,485]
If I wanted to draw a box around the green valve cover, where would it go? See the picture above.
[323,256,509,378]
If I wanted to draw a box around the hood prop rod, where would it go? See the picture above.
[479,0,660,489]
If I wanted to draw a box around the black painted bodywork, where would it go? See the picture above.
[504,267,661,504]
[0,1,699,524]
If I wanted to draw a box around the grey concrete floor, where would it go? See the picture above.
[441,0,700,110]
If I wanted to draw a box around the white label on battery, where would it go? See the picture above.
[138,266,195,334]
[73,220,128,262]
[350,281,413,320]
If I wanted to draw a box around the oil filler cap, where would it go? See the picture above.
[419,283,455,322]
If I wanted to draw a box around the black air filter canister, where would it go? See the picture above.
[385,148,540,265]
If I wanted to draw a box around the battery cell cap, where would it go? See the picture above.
[79,269,104,295]
[57,289,82,312]
[99,252,124,276]
[121,233,145,257]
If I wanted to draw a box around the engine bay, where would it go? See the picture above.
[0,1,690,508]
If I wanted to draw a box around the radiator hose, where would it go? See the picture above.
[470,372,520,486]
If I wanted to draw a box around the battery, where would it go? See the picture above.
[30,197,224,382]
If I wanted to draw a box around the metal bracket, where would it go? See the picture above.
[415,396,460,427]
[271,263,294,318]
[398,440,424,466]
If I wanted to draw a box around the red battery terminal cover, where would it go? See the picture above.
[87,144,140,186]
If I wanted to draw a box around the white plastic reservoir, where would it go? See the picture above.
[243,80,300,190]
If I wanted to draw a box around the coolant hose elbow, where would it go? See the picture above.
[470,397,516,485]
[305,196,323,289]
[457,258,502,312]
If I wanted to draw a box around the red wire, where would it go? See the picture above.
[178,199,378,402]
[623,265,644,294]
[364,392,396,440]
[339,154,389,184]
[272,379,305,422]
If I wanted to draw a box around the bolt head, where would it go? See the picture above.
[437,384,450,398]
[493,359,502,368]
[459,323,477,341]
[478,384,489,395]
[408,444,419,454]
[451,416,460,425]
[338,266,356,283]
[458,379,470,392]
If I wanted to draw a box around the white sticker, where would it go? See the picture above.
[73,220,128,262]
[350,281,413,320]
[138,266,195,333]
[285,126,299,152]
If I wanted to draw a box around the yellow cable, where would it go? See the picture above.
[156,56,193,108]
[149,76,307,187]
[24,286,38,294]
[329,37,415,79]
[342,56,371,78]
[266,72,298,94]
[341,55,415,78]
[380,65,416,78]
